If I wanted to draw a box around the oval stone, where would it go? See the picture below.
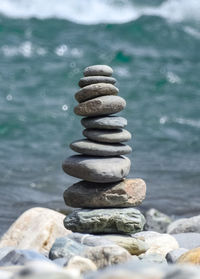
[75,83,118,103]
[74,96,126,117]
[70,139,132,156]
[62,155,131,183]
[83,128,131,143]
[81,116,127,130]
[78,76,116,88]
[64,208,145,234]
[83,65,113,77]
[63,178,146,208]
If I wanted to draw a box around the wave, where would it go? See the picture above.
[0,0,200,24]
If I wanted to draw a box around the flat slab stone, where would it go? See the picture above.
[83,65,113,77]
[74,95,126,117]
[63,179,146,208]
[64,208,145,234]
[62,155,130,183]
[81,116,127,130]
[70,139,132,156]
[83,128,131,143]
[79,76,116,88]
[75,83,118,103]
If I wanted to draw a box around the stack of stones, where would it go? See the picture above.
[62,65,146,235]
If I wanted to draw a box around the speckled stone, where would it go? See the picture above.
[74,95,126,117]
[62,155,131,183]
[75,83,118,103]
[63,179,146,208]
[70,139,131,156]
[64,208,145,234]
[83,65,113,77]
[79,76,116,88]
[81,116,127,130]
[83,128,131,143]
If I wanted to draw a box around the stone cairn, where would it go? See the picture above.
[62,65,146,235]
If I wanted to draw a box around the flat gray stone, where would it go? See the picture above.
[63,179,146,208]
[75,83,118,103]
[81,116,127,130]
[83,128,131,143]
[74,95,126,117]
[79,76,116,88]
[64,208,145,234]
[62,155,131,183]
[70,139,132,156]
[83,65,113,77]
[166,248,188,263]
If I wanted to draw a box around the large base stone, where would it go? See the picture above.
[63,179,146,208]
[64,208,145,234]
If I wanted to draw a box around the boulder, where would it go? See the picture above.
[133,231,179,257]
[144,208,171,233]
[167,215,200,234]
[0,207,70,256]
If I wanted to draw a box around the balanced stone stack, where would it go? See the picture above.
[62,65,146,235]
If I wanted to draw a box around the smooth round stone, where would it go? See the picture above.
[64,208,145,234]
[70,139,131,156]
[75,83,118,103]
[83,128,131,143]
[74,95,126,117]
[78,76,116,88]
[63,179,146,208]
[81,116,127,130]
[83,65,113,77]
[62,155,131,183]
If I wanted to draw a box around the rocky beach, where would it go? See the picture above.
[0,65,200,278]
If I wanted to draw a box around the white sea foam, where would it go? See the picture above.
[0,0,200,24]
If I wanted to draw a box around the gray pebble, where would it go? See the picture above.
[83,65,113,77]
[70,139,132,156]
[74,95,126,117]
[79,76,116,88]
[166,248,188,263]
[64,208,145,234]
[83,128,131,143]
[81,116,127,130]
[75,83,118,103]
[62,155,131,183]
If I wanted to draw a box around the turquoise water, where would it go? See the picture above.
[0,0,200,235]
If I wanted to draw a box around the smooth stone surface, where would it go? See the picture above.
[81,116,127,130]
[144,208,172,233]
[102,235,148,255]
[166,248,188,263]
[0,208,70,256]
[74,95,126,117]
[49,237,85,261]
[83,128,131,143]
[0,247,15,261]
[0,249,50,266]
[177,247,200,265]
[62,155,131,183]
[133,231,179,257]
[139,253,167,264]
[63,179,146,208]
[70,139,132,156]
[65,256,97,274]
[64,208,145,234]
[167,215,200,234]
[75,83,118,103]
[172,233,200,249]
[79,76,116,88]
[65,233,113,247]
[83,65,113,77]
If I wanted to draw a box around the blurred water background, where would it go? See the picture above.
[0,0,200,236]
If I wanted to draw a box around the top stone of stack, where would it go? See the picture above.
[83,65,113,77]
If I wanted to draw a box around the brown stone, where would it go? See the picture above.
[63,179,146,208]
[177,247,200,265]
